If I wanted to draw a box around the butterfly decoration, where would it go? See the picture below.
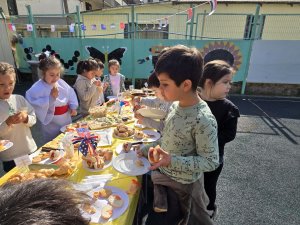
[85,46,127,65]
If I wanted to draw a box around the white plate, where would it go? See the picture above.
[40,150,64,164]
[0,140,13,152]
[134,122,148,129]
[82,158,113,172]
[112,154,150,176]
[83,186,129,223]
[113,132,134,140]
[134,130,161,143]
[137,108,167,119]
[107,96,117,100]
[92,128,113,147]
[115,143,144,155]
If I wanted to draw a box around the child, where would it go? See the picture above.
[134,72,172,132]
[94,59,108,105]
[198,60,240,219]
[137,45,219,225]
[0,179,90,224]
[26,57,78,143]
[0,62,37,172]
[73,59,102,115]
[102,59,126,99]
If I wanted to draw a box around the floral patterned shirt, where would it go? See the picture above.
[143,100,219,184]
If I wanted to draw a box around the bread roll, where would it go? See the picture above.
[101,204,113,220]
[108,194,124,208]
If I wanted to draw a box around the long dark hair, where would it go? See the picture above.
[199,60,234,88]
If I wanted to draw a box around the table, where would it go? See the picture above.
[0,119,142,225]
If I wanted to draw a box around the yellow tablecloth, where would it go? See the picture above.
[0,121,142,225]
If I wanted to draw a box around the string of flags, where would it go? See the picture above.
[7,0,217,32]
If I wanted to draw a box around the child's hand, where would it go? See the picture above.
[149,146,171,170]
[103,82,109,91]
[134,112,144,124]
[93,80,101,86]
[51,86,59,99]
[70,109,77,116]
[6,111,28,125]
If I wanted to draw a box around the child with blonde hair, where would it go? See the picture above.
[73,58,102,115]
[0,62,37,172]
[26,56,78,143]
[102,59,126,99]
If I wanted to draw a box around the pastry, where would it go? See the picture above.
[101,204,113,220]
[82,203,96,214]
[32,156,42,163]
[93,188,112,199]
[135,159,144,167]
[122,142,132,153]
[108,194,124,208]
[49,150,60,161]
[134,131,144,139]
[148,146,161,164]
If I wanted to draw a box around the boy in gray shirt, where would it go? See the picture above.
[137,45,219,225]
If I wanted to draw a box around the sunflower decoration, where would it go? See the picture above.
[200,41,242,72]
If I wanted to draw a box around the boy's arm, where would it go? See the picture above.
[169,117,219,173]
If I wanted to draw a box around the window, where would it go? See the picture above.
[61,32,74,38]
[85,2,92,11]
[7,0,18,15]
[124,23,169,39]
[244,15,265,40]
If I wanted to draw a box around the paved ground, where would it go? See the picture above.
[1,80,300,225]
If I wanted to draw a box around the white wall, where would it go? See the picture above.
[247,41,300,84]
[16,0,84,15]
[0,19,15,65]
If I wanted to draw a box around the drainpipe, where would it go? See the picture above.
[241,4,260,94]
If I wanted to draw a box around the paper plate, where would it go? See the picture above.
[112,154,150,176]
[115,143,144,155]
[41,150,64,164]
[113,132,134,140]
[0,140,13,152]
[107,96,117,100]
[136,108,167,119]
[82,158,113,172]
[83,186,129,223]
[134,130,161,143]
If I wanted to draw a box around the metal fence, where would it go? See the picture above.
[7,9,300,41]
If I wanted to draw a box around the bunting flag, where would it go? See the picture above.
[209,0,218,16]
[187,8,193,22]
[91,24,97,30]
[120,22,125,30]
[101,24,106,30]
[26,24,33,32]
[50,25,55,32]
[81,24,86,31]
[110,23,116,29]
[69,23,75,32]
[162,18,168,28]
